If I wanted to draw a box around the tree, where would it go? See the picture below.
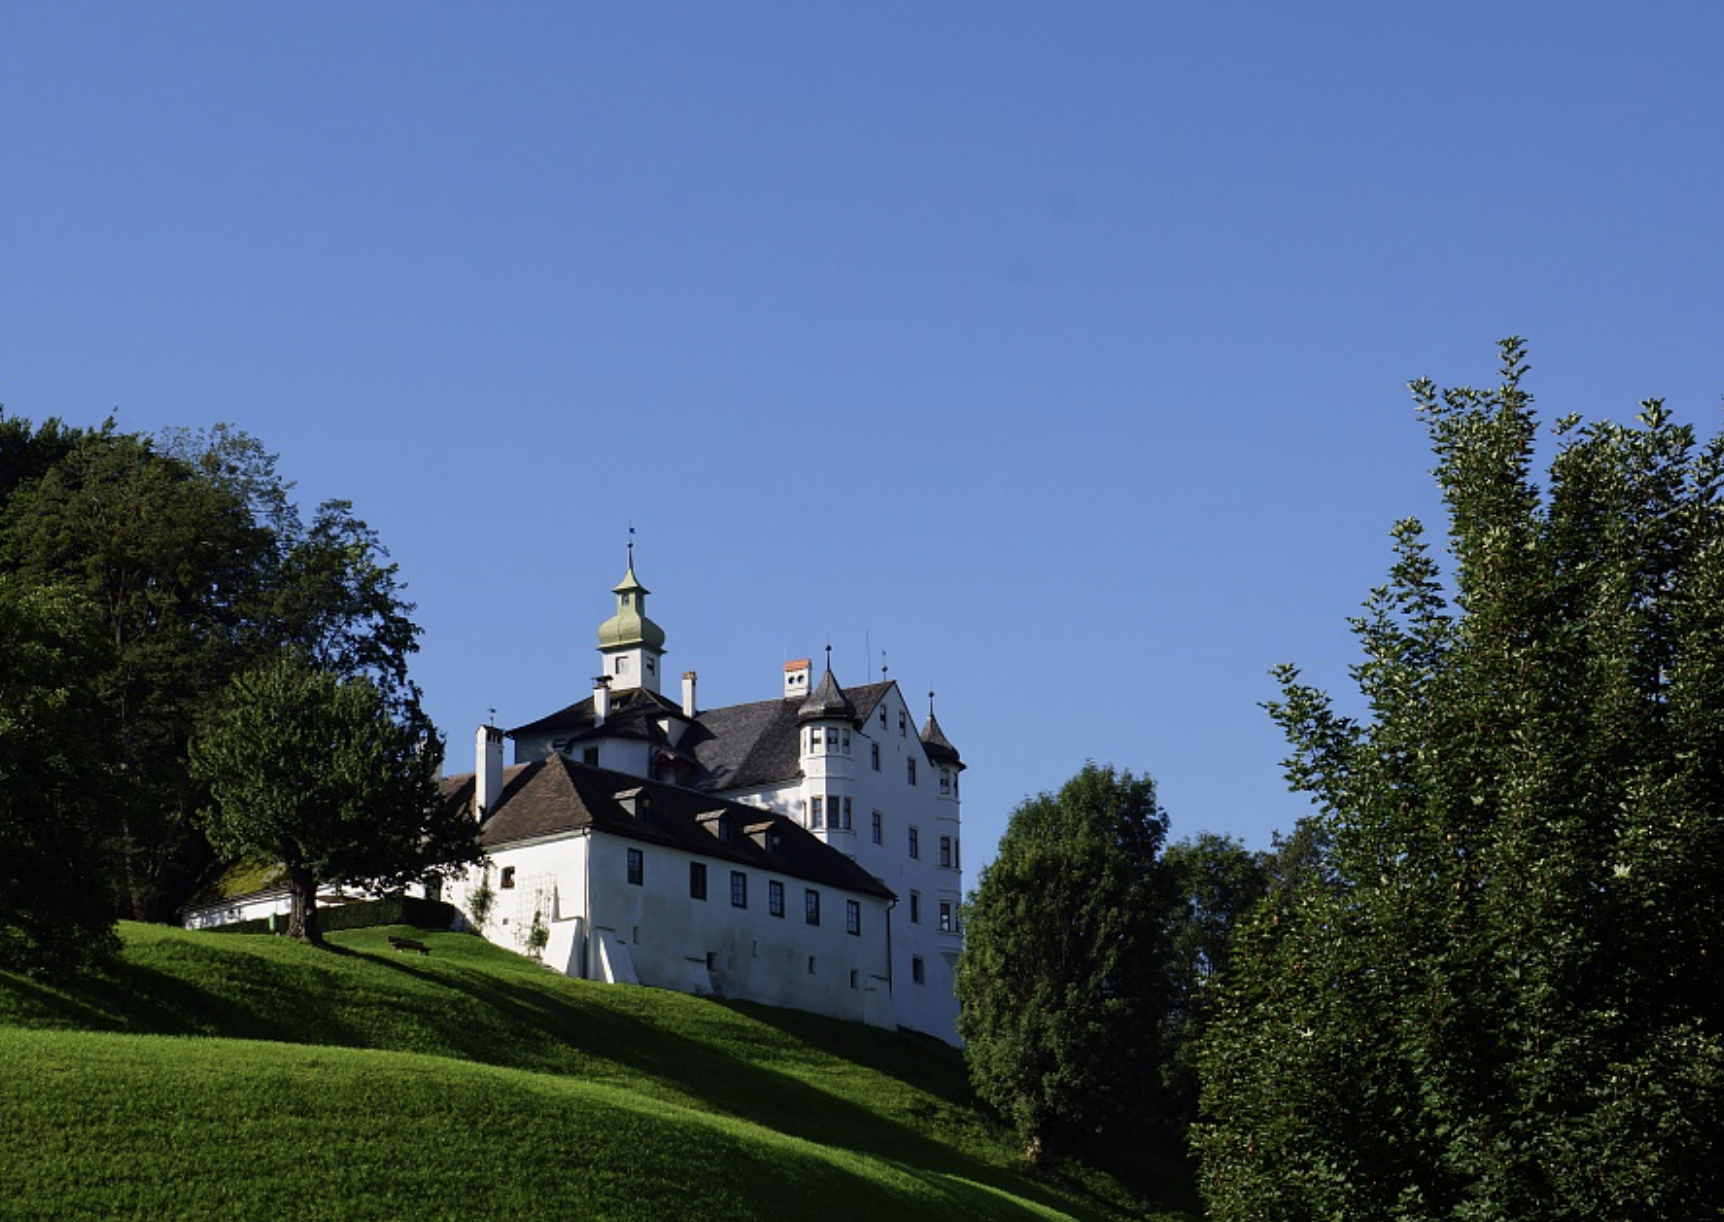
[956,762,1174,1165]
[2,425,272,919]
[1196,340,1724,1221]
[2,419,434,922]
[0,577,118,974]
[189,654,479,944]
[1160,833,1269,1124]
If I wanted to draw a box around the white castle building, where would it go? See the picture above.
[440,555,965,1043]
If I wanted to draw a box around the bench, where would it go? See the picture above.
[388,936,430,956]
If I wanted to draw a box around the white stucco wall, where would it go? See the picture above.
[445,828,894,1029]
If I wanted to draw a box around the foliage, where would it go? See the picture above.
[0,415,433,923]
[0,922,1198,1221]
[2,426,273,918]
[525,905,550,960]
[957,763,1174,1165]
[1159,833,1268,1123]
[189,654,477,944]
[0,578,118,974]
[467,864,497,931]
[1196,340,1724,1221]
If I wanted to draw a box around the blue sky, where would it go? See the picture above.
[5,5,1722,870]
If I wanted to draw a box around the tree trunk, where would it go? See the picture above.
[285,861,322,945]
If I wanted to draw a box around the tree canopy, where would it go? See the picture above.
[1196,340,1724,1220]
[190,654,478,944]
[0,415,431,924]
[956,762,1174,1165]
[0,576,118,973]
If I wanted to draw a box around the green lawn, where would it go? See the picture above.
[0,923,1195,1221]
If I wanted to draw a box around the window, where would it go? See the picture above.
[908,826,920,859]
[616,656,629,674]
[871,811,882,844]
[911,955,925,985]
[627,848,643,886]
[842,797,853,830]
[582,746,599,766]
[849,969,859,990]
[939,901,954,932]
[940,836,952,868]
[841,729,851,752]
[810,796,824,829]
[645,656,655,675]
[846,900,861,936]
[871,742,880,770]
[731,870,747,908]
[899,710,907,737]
[879,706,887,728]
[909,891,921,923]
[689,861,707,900]
[955,838,961,870]
[940,768,950,794]
[805,889,821,926]
[769,879,785,917]
[808,955,817,975]
[907,758,917,786]
[500,866,516,889]
[810,727,822,750]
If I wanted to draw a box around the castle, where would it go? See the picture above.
[440,554,965,1043]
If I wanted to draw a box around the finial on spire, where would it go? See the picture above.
[881,650,889,678]
[928,690,936,715]
[487,706,497,727]
[627,523,635,568]
[824,642,832,671]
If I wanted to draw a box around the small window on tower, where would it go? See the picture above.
[616,657,629,675]
[500,866,516,889]
[582,747,599,766]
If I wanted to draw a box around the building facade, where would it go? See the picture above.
[447,556,965,1042]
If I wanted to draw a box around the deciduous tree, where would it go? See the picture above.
[1197,340,1724,1221]
[0,577,118,973]
[189,654,479,944]
[956,763,1174,1165]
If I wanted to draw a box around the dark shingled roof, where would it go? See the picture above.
[500,678,909,793]
[797,667,859,725]
[508,685,685,740]
[441,758,893,900]
[920,709,962,767]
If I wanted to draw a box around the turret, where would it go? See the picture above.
[797,652,858,838]
[595,544,666,694]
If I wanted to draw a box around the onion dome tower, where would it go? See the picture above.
[596,543,666,693]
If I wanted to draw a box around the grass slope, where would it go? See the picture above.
[0,924,1194,1222]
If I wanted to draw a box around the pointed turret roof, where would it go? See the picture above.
[920,696,962,767]
[797,664,859,725]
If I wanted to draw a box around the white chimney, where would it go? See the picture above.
[682,670,698,718]
[593,676,611,727]
[475,724,504,819]
[783,658,812,698]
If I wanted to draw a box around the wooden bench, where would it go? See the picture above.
[388,936,430,956]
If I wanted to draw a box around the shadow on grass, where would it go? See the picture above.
[350,940,1135,1222]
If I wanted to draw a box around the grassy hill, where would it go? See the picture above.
[0,923,1196,1221]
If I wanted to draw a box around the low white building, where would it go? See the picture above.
[442,748,896,1030]
[446,552,966,1042]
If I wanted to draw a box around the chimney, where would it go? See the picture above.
[682,670,698,718]
[475,724,505,819]
[593,675,611,727]
[784,658,812,698]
